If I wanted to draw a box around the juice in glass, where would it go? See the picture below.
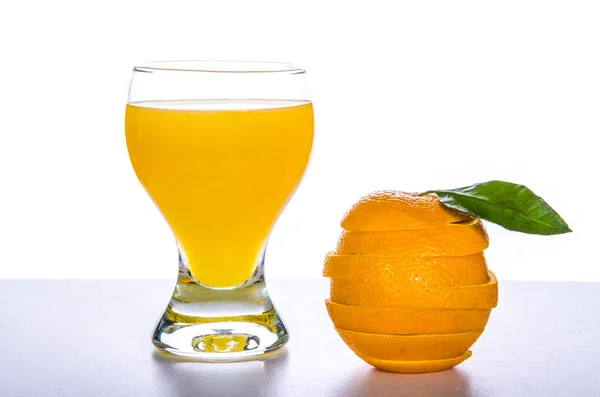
[126,99,314,288]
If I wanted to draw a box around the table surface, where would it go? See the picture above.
[1,279,599,397]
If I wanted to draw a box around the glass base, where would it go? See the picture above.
[152,272,288,361]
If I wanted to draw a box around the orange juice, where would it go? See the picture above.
[126,100,313,288]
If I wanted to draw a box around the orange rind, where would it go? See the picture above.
[330,271,498,309]
[341,191,474,232]
[336,328,482,361]
[325,300,492,334]
[335,220,489,257]
[358,351,473,374]
[324,253,489,286]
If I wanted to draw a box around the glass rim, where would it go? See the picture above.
[133,60,306,74]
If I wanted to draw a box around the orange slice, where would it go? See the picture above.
[335,328,481,361]
[358,351,472,373]
[325,300,492,334]
[323,253,489,286]
[341,191,473,232]
[330,271,498,309]
[335,220,489,257]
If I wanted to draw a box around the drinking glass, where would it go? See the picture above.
[125,61,313,359]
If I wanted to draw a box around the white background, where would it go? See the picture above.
[0,1,597,281]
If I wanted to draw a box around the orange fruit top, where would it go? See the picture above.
[341,191,473,232]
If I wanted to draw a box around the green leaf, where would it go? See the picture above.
[422,180,572,235]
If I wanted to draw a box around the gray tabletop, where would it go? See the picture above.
[1,279,599,397]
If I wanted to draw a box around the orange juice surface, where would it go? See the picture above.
[126,100,314,288]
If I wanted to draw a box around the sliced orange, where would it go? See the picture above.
[323,253,489,286]
[341,191,473,232]
[336,328,481,361]
[330,271,498,309]
[335,220,489,257]
[358,351,472,374]
[325,300,491,334]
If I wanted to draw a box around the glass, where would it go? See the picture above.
[125,61,313,359]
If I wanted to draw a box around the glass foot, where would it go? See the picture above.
[152,273,288,360]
